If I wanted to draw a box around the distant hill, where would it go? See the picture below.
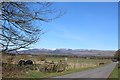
[14,48,115,57]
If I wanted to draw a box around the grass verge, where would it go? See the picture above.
[24,64,108,78]
[108,63,119,80]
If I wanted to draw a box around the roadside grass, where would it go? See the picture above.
[25,65,100,78]
[108,63,119,79]
[24,58,111,78]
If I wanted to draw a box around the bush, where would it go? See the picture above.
[118,62,120,68]
[2,63,38,78]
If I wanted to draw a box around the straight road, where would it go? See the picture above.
[53,62,117,79]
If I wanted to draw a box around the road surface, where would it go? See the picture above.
[53,62,117,79]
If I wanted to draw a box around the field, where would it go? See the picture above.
[2,54,112,78]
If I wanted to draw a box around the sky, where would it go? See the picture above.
[31,2,118,50]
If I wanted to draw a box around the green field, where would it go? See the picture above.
[46,57,111,63]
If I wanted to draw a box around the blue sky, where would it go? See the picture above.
[31,2,118,50]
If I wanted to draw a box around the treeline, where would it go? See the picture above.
[46,54,113,59]
[6,52,114,60]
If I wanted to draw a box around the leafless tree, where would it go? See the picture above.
[0,2,64,53]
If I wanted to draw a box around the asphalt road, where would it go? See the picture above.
[53,62,117,79]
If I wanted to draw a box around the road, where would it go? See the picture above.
[53,62,117,79]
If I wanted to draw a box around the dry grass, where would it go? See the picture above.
[68,62,98,69]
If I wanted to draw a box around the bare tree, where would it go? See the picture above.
[0,2,64,53]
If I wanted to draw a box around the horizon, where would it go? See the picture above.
[19,48,116,51]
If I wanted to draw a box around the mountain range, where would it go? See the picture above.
[16,48,115,57]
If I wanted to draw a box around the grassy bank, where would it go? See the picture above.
[25,63,110,78]
[25,65,101,78]
[108,63,119,79]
